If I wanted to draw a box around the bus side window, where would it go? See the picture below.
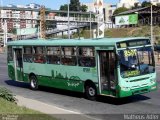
[33,46,46,64]
[78,47,95,67]
[61,47,77,66]
[8,46,13,61]
[23,46,33,63]
[46,47,61,64]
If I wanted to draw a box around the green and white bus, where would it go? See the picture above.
[7,37,157,100]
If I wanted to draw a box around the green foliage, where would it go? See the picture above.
[60,4,68,11]
[132,3,141,9]
[70,0,81,11]
[141,1,152,7]
[9,28,17,34]
[113,7,129,15]
[59,0,88,12]
[80,5,88,12]
[0,87,17,103]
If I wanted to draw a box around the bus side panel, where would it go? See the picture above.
[8,62,15,80]
[23,63,98,92]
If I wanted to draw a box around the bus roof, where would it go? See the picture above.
[7,37,149,46]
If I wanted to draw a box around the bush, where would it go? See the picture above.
[0,87,17,103]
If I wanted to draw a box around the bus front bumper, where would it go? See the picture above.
[118,83,157,98]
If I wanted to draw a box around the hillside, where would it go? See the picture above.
[71,26,160,44]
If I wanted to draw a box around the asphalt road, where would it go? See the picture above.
[0,53,160,120]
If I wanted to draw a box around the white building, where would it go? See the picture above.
[149,0,160,5]
[83,3,116,23]
[117,0,140,8]
[0,7,39,31]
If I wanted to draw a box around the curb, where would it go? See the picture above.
[15,95,96,120]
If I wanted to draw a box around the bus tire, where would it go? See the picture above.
[30,75,38,90]
[85,83,97,101]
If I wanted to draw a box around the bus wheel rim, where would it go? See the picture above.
[31,79,36,88]
[88,87,95,96]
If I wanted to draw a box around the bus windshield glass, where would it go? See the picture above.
[118,46,155,78]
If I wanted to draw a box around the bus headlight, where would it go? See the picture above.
[121,87,130,91]
[151,86,157,90]
[150,79,156,85]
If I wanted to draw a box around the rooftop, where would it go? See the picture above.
[7,37,149,46]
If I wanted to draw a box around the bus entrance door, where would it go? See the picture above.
[99,51,116,96]
[14,48,23,81]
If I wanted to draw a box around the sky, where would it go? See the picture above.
[1,0,145,10]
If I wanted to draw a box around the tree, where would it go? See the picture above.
[141,1,152,7]
[70,0,80,11]
[60,4,68,11]
[9,28,17,34]
[59,4,68,16]
[113,7,128,15]
[80,5,88,12]
[59,0,88,12]
[132,2,141,9]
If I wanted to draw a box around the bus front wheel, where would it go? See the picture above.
[30,75,38,90]
[85,84,97,101]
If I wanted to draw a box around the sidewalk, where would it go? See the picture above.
[16,95,95,120]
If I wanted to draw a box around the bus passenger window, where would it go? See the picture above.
[46,47,61,64]
[23,46,33,63]
[7,46,13,61]
[33,46,46,64]
[78,47,95,67]
[61,47,77,66]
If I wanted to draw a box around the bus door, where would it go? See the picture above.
[98,51,116,95]
[13,48,23,81]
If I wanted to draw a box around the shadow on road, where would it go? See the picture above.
[5,80,29,89]
[97,95,150,105]
[5,80,84,98]
[5,80,151,105]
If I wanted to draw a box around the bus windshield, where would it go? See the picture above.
[118,46,155,78]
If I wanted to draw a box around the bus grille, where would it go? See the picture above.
[130,77,149,82]
[133,89,149,95]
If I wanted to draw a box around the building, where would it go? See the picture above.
[0,7,39,32]
[117,0,140,9]
[149,0,160,5]
[83,3,116,23]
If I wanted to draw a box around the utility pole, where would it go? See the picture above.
[68,3,70,39]
[151,5,153,46]
[40,6,46,39]
[90,11,92,39]
[3,20,7,47]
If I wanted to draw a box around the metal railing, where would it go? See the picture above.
[0,14,97,22]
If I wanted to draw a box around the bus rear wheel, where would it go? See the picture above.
[30,75,38,90]
[85,84,97,101]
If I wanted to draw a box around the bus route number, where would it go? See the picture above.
[125,70,140,77]
[124,49,137,57]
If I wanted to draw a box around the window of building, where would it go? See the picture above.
[23,46,33,63]
[33,46,46,64]
[61,47,77,66]
[46,47,61,64]
[78,47,95,67]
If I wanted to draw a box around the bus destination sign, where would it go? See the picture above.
[117,39,150,48]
